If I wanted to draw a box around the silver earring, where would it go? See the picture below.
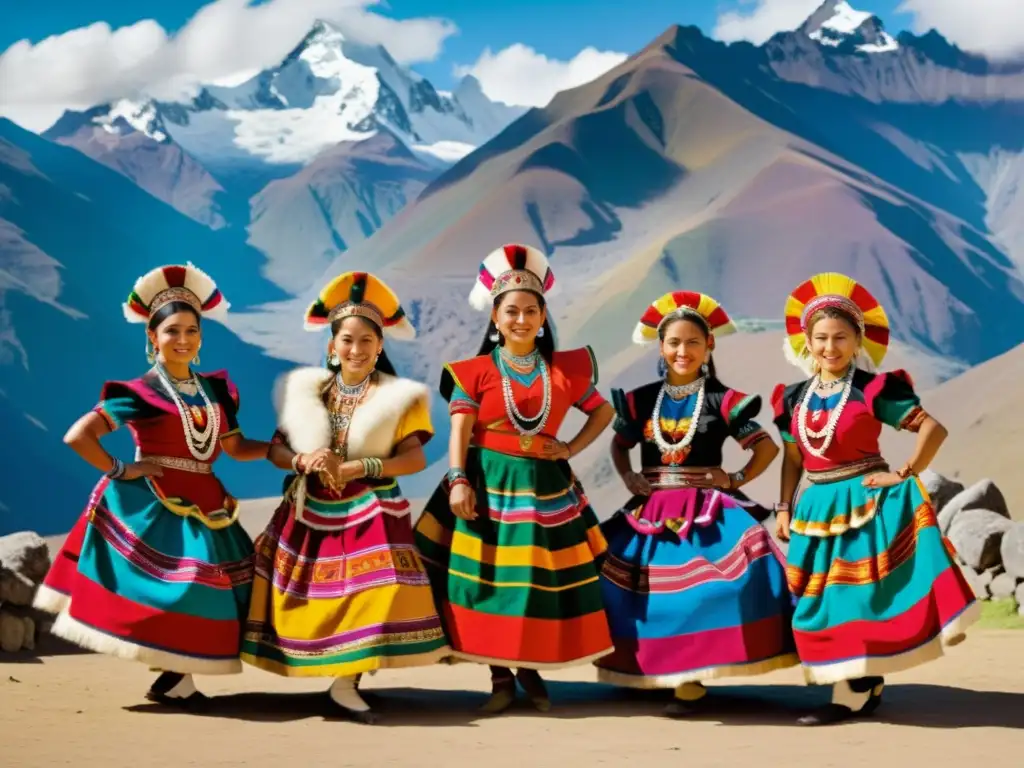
[700,362,709,376]
[328,352,340,367]
[146,340,155,365]
[192,352,201,366]
[489,331,500,343]
[537,327,545,338]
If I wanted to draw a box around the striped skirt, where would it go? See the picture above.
[240,477,449,677]
[787,475,979,684]
[413,448,613,669]
[596,487,798,688]
[34,476,254,675]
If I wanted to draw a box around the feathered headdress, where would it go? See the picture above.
[783,272,890,373]
[304,271,415,340]
[123,263,229,324]
[632,290,736,345]
[468,243,556,312]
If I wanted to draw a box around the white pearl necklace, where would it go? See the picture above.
[797,366,854,459]
[156,365,220,461]
[651,377,705,459]
[498,353,551,437]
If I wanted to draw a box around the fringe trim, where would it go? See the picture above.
[450,646,614,671]
[801,600,981,685]
[596,652,801,690]
[33,584,70,614]
[239,645,451,678]
[51,612,242,675]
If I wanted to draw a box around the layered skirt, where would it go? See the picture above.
[35,475,254,674]
[787,474,979,684]
[413,448,613,668]
[596,487,798,687]
[240,477,449,677]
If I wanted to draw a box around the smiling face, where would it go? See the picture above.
[807,310,861,376]
[330,316,383,379]
[660,318,711,380]
[148,309,201,367]
[492,290,546,347]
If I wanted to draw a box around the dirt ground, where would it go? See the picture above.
[3,630,1022,768]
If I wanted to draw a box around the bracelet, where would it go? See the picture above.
[448,477,471,492]
[896,463,916,479]
[447,467,468,484]
[773,502,790,514]
[105,458,126,480]
[360,457,384,479]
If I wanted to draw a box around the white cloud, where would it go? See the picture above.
[713,0,822,44]
[455,44,628,108]
[0,0,456,131]
[897,0,1024,58]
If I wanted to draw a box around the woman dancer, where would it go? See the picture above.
[34,264,271,709]
[413,244,615,714]
[771,272,979,726]
[241,272,448,723]
[596,291,797,715]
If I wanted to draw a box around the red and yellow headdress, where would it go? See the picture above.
[304,271,415,340]
[468,243,557,312]
[632,290,736,345]
[783,272,889,371]
[123,263,228,324]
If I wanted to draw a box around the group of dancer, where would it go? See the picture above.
[34,245,980,727]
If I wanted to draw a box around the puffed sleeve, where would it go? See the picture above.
[771,383,797,444]
[92,381,155,430]
[559,346,609,414]
[720,389,771,449]
[394,396,434,447]
[203,370,241,437]
[868,370,927,431]
[440,358,483,417]
[610,388,644,449]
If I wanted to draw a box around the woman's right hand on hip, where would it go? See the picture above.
[622,471,651,496]
[122,462,164,481]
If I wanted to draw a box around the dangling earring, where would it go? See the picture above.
[700,362,709,376]
[328,352,340,367]
[489,331,500,343]
[537,326,545,338]
[192,343,201,366]
[145,339,155,365]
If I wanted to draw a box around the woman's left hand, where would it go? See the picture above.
[686,467,731,489]
[862,471,905,489]
[541,439,572,461]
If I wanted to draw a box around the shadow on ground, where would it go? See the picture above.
[121,680,1024,729]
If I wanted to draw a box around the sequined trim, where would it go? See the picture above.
[138,454,213,474]
[641,466,720,489]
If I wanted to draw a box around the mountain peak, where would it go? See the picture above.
[800,1,898,53]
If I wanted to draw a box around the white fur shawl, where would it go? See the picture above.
[274,367,430,459]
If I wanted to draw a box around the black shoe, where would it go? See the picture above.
[515,669,551,712]
[797,703,854,726]
[664,693,710,718]
[145,673,211,712]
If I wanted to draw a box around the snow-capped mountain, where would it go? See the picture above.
[800,0,897,53]
[48,20,524,170]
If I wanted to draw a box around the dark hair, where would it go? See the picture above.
[657,313,718,380]
[477,290,555,363]
[147,301,201,331]
[807,306,862,337]
[328,314,397,376]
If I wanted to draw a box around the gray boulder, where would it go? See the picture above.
[960,564,990,600]
[948,509,1013,571]
[1001,524,1024,580]
[0,531,51,606]
[938,480,1009,535]
[989,572,1018,600]
[919,469,964,514]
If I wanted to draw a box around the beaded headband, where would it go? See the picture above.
[800,295,865,333]
[150,287,203,317]
[123,263,228,325]
[328,301,385,329]
[490,269,545,300]
[658,306,711,333]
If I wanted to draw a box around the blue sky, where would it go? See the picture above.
[1,0,906,87]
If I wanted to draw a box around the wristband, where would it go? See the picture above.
[105,458,126,479]
[447,467,468,484]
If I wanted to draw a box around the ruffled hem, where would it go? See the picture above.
[51,611,241,675]
[451,646,615,671]
[240,645,451,678]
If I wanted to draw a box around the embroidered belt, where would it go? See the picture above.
[472,429,558,459]
[138,454,213,474]
[642,466,720,489]
[805,456,888,484]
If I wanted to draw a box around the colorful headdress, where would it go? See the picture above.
[123,263,228,324]
[783,272,890,372]
[468,243,556,312]
[632,290,736,345]
[304,271,415,340]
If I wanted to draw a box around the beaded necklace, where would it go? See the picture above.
[154,364,219,461]
[496,348,551,451]
[797,365,854,459]
[650,377,705,461]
